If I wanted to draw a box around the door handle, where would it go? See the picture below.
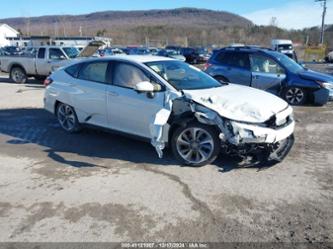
[108,91,119,97]
[252,75,259,79]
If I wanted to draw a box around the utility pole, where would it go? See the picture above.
[315,0,327,44]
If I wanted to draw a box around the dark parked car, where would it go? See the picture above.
[205,46,333,105]
[180,47,201,64]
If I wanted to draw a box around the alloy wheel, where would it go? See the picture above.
[285,87,305,105]
[176,127,214,164]
[57,104,76,131]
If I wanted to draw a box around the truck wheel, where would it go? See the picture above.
[283,87,307,105]
[171,122,220,167]
[10,67,27,84]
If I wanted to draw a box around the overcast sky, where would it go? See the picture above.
[0,0,331,30]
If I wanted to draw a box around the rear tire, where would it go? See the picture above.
[56,103,81,133]
[171,122,220,167]
[10,67,27,84]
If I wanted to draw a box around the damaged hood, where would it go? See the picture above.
[183,84,289,123]
[298,70,333,83]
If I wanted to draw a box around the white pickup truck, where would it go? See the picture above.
[0,41,103,83]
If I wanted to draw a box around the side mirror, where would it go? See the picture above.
[135,81,161,93]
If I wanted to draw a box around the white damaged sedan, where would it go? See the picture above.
[44,56,295,166]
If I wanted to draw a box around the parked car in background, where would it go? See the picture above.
[195,47,210,63]
[271,39,297,61]
[44,56,295,166]
[111,48,126,55]
[165,45,182,52]
[325,50,333,63]
[149,47,160,55]
[98,48,114,57]
[157,49,186,61]
[0,42,103,83]
[205,46,333,105]
[125,47,151,55]
[181,47,201,64]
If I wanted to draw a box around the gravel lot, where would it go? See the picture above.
[0,64,332,243]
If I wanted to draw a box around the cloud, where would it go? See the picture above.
[243,0,333,29]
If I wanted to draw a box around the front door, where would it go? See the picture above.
[106,62,165,138]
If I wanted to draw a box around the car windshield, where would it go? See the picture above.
[63,47,80,58]
[270,51,303,73]
[145,60,222,90]
[277,44,293,50]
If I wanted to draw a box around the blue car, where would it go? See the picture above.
[205,46,333,105]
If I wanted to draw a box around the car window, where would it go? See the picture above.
[49,48,66,60]
[65,63,82,78]
[250,54,285,74]
[146,60,221,90]
[37,48,45,59]
[78,62,109,83]
[216,52,250,69]
[113,63,150,89]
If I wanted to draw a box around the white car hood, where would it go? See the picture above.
[183,84,289,123]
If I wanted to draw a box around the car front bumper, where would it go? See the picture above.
[226,106,295,145]
[228,119,295,145]
[313,88,330,105]
[328,88,333,101]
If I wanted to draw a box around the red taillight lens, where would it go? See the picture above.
[43,77,53,87]
[204,63,212,71]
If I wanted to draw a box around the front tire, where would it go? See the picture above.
[56,103,81,133]
[10,67,27,84]
[283,87,307,105]
[171,122,220,166]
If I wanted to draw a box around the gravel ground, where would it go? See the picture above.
[0,66,332,244]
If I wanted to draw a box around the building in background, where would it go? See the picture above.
[6,36,112,49]
[0,23,19,47]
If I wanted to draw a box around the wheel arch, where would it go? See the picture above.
[9,63,27,75]
[213,75,230,83]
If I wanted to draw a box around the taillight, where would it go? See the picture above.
[204,63,212,71]
[44,77,53,87]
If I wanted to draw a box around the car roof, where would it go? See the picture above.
[83,55,175,64]
[218,46,274,53]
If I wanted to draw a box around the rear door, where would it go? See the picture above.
[249,53,286,94]
[213,51,251,85]
[106,61,165,138]
[72,61,110,128]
